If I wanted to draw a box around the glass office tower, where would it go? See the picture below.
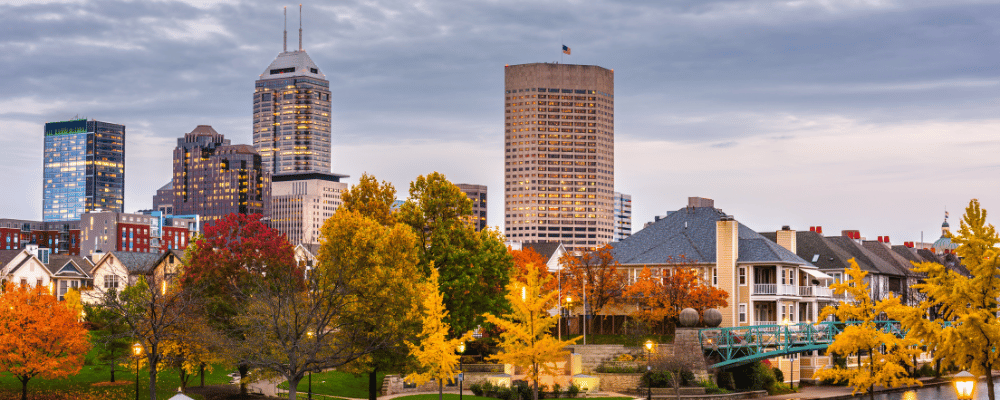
[43,119,125,221]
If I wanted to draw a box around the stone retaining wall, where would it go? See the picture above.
[382,373,494,396]
[594,373,642,392]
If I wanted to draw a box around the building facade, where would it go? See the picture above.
[456,183,488,232]
[43,119,125,221]
[269,172,347,246]
[0,219,80,255]
[613,192,632,242]
[80,211,197,256]
[172,125,269,225]
[253,19,332,175]
[503,63,615,253]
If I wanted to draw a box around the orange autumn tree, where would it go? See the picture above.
[625,265,728,328]
[559,245,629,323]
[509,247,557,292]
[0,283,91,400]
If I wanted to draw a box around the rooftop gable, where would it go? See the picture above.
[611,206,809,266]
[825,236,904,277]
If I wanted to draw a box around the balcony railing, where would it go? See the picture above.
[815,287,833,298]
[754,284,776,295]
[799,286,813,297]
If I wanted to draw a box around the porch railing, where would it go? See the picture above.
[754,284,776,295]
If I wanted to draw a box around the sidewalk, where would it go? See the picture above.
[758,377,950,400]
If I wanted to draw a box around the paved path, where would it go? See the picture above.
[758,377,950,400]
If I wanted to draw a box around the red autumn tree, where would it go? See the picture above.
[181,212,301,394]
[509,247,557,292]
[558,245,629,316]
[624,264,728,327]
[0,283,91,400]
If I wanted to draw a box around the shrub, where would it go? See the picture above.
[552,383,562,398]
[772,366,784,383]
[567,383,580,398]
[496,386,514,400]
[918,363,934,378]
[470,383,484,397]
[615,353,635,362]
[717,371,735,391]
[516,381,532,400]
[680,368,696,386]
[641,370,673,388]
[698,379,731,394]
[538,384,549,400]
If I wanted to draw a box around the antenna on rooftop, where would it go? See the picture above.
[283,6,288,52]
[298,4,303,51]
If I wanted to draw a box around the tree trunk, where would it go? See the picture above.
[533,363,539,400]
[239,364,250,395]
[18,376,28,400]
[368,368,378,400]
[439,380,444,400]
[110,358,116,383]
[200,363,205,387]
[288,376,301,400]
[179,368,188,392]
[149,359,159,400]
[986,367,996,400]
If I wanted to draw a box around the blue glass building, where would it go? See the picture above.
[43,119,125,221]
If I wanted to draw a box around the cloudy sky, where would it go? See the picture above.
[2,0,998,243]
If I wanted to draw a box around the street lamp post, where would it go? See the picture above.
[457,342,466,400]
[645,340,654,400]
[132,342,143,400]
[307,330,315,400]
[954,371,976,399]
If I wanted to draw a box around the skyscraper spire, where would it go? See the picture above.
[283,6,288,52]
[298,4,303,51]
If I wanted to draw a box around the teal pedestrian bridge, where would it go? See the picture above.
[698,321,909,369]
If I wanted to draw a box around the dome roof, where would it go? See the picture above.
[932,236,958,251]
[942,220,950,228]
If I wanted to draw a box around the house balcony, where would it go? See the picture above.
[797,286,834,298]
[753,284,801,296]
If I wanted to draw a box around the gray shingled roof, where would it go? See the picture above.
[915,249,943,264]
[862,241,920,277]
[523,242,562,261]
[46,255,94,277]
[113,251,163,274]
[611,206,810,265]
[0,250,23,267]
[825,236,905,277]
[761,231,858,272]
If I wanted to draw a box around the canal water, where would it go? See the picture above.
[852,382,998,400]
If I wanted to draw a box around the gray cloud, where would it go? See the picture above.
[0,0,998,243]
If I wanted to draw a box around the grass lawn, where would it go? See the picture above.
[392,396,630,400]
[277,370,386,398]
[0,336,234,400]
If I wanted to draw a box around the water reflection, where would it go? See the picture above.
[847,382,997,400]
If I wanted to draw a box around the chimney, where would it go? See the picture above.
[688,197,715,208]
[816,226,823,234]
[91,249,104,263]
[776,226,797,254]
[883,236,890,244]
[716,215,738,327]
[842,230,860,240]
[25,244,38,258]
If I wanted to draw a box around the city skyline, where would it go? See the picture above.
[3,0,1000,243]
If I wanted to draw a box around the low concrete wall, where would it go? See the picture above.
[382,373,494,396]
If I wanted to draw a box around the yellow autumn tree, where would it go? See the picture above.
[64,288,84,321]
[406,268,474,400]
[815,259,920,400]
[485,267,579,400]
[889,199,1000,400]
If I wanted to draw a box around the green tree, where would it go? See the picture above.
[815,259,920,400]
[84,303,132,383]
[484,267,578,400]
[891,199,1000,400]
[398,172,513,334]
[341,172,397,226]
[407,268,474,400]
[324,208,424,400]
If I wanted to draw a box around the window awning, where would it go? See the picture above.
[802,268,834,282]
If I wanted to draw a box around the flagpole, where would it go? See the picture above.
[560,31,563,63]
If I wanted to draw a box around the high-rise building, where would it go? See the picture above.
[503,63,615,253]
[152,181,173,215]
[613,192,632,242]
[456,183,488,232]
[172,125,269,224]
[43,119,125,221]
[253,6,332,175]
[270,172,348,245]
